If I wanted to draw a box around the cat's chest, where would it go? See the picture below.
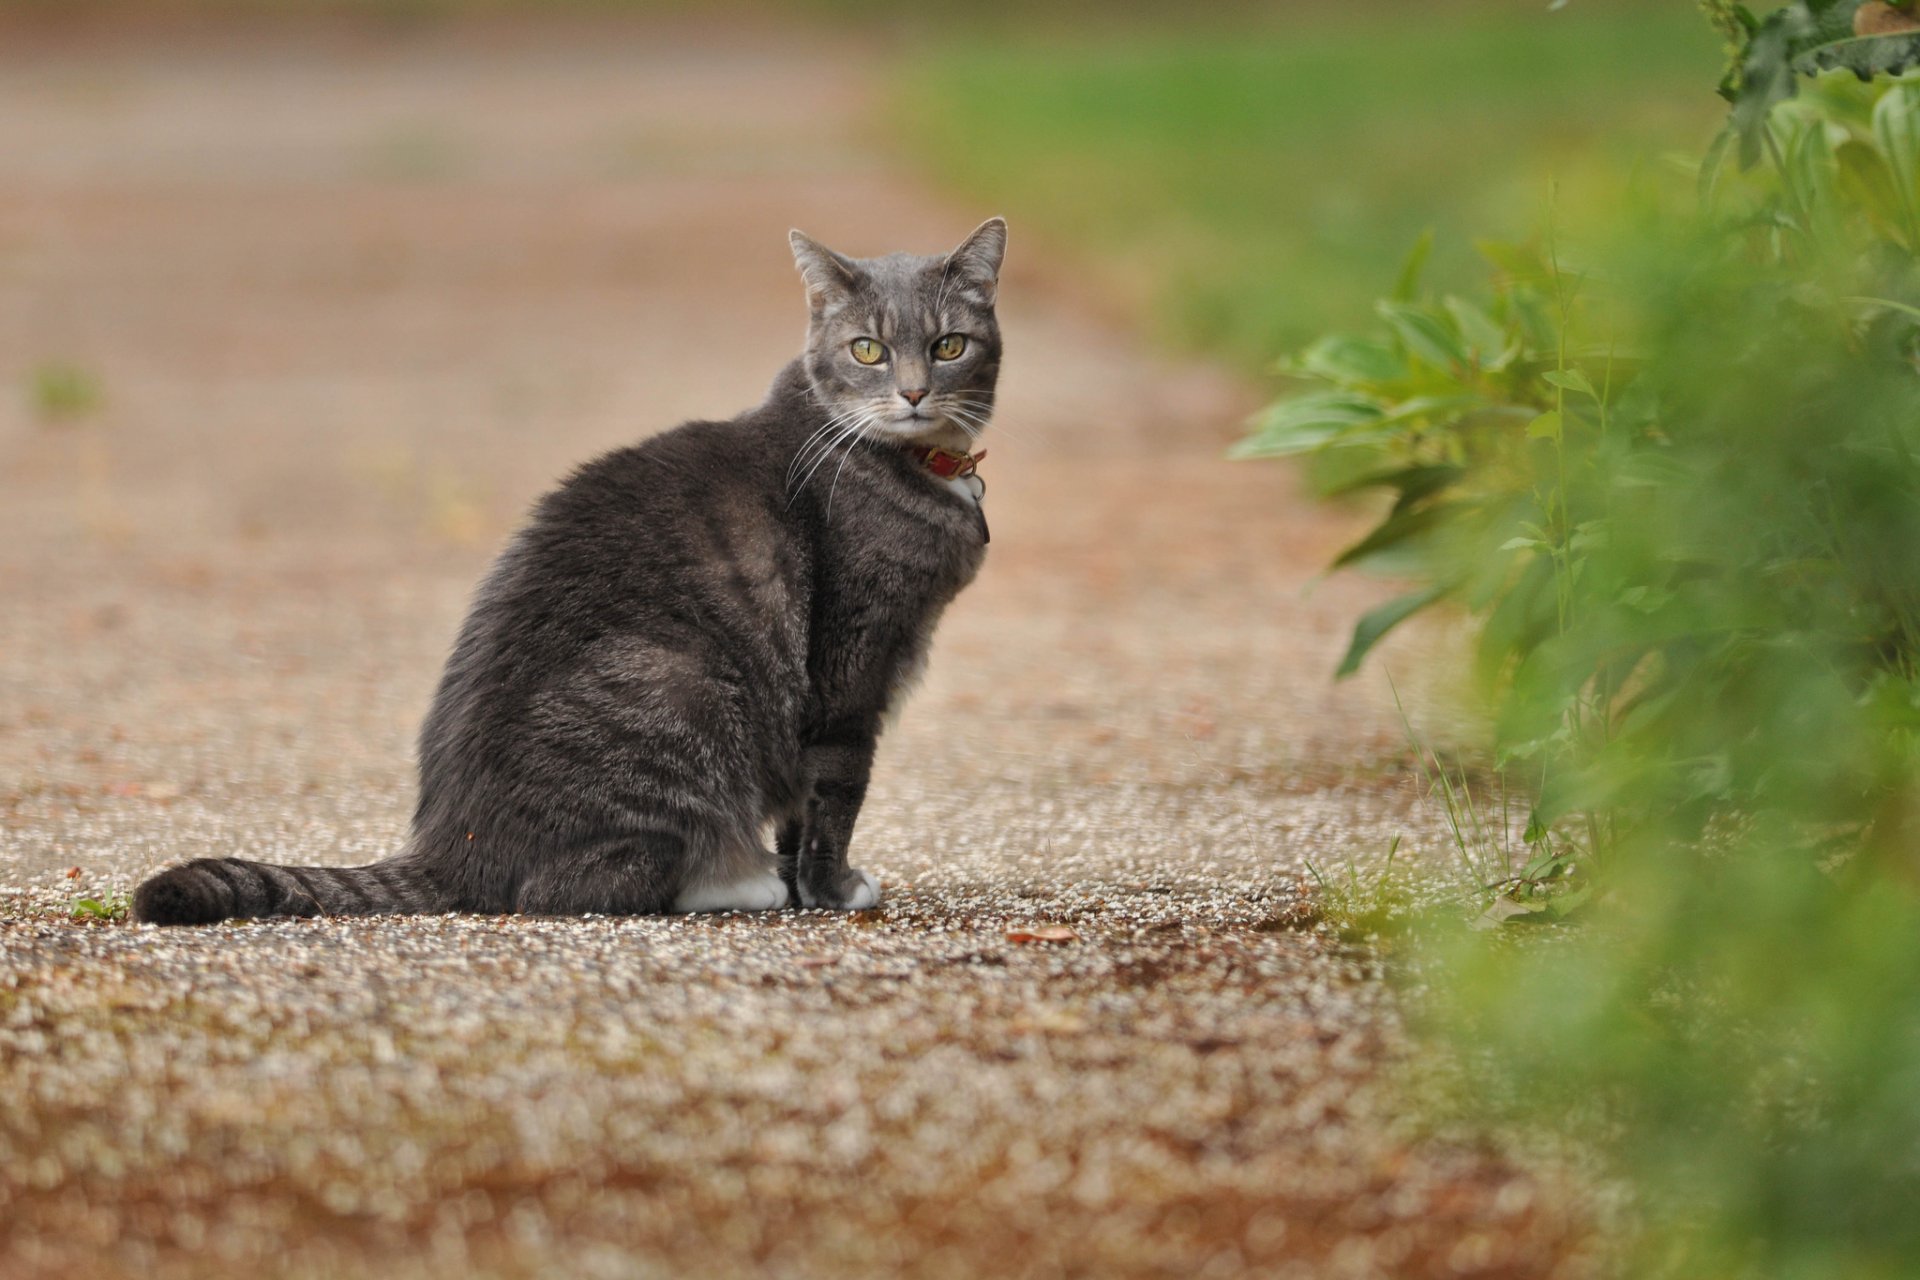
[805,479,985,690]
[824,481,985,602]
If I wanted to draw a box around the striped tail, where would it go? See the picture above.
[132,857,440,926]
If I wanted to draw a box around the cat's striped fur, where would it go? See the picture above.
[133,218,1005,924]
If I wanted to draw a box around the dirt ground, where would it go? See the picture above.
[0,16,1594,1280]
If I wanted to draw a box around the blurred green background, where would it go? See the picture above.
[900,2,1721,370]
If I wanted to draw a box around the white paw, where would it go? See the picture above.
[799,867,881,910]
[673,870,791,914]
[845,868,880,909]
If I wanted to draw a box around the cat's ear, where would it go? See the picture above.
[789,230,860,314]
[943,216,1007,305]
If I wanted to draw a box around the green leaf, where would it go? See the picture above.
[1335,585,1449,679]
[1617,585,1677,614]
[1527,411,1563,441]
[1804,29,1920,81]
[1291,334,1406,386]
[1476,238,1547,284]
[1873,81,1920,240]
[1373,393,1487,430]
[1849,293,1920,320]
[1542,369,1599,399]
[1331,503,1451,570]
[1698,126,1737,209]
[1393,229,1435,302]
[1569,521,1611,552]
[68,894,129,922]
[1231,392,1382,458]
[1444,295,1507,358]
[1545,884,1593,920]
[1521,808,1550,845]
[1835,139,1906,240]
[1376,301,1469,369]
[1322,463,1465,507]
[1518,847,1564,882]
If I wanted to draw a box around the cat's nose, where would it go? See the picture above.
[899,388,928,406]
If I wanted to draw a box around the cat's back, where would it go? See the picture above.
[533,413,784,551]
[418,409,808,802]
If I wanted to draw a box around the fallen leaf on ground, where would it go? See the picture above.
[1006,926,1079,944]
[1471,896,1551,931]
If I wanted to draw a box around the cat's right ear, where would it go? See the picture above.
[789,230,859,315]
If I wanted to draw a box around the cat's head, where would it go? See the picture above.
[789,218,1005,451]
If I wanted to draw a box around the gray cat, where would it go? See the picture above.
[133,218,1005,924]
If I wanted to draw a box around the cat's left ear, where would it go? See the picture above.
[944,217,1007,306]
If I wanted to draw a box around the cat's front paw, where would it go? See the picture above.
[799,866,881,911]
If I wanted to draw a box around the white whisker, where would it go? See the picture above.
[944,397,1005,434]
[786,413,870,507]
[942,405,994,438]
[789,402,882,485]
[787,405,870,484]
[825,415,875,519]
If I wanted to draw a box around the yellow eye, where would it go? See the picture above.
[850,338,886,365]
[933,333,968,361]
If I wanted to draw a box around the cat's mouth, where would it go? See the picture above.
[884,412,969,444]
[868,401,982,447]
[882,408,942,432]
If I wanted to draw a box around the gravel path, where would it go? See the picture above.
[1,17,1589,1279]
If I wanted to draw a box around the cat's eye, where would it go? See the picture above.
[932,333,968,361]
[850,338,886,365]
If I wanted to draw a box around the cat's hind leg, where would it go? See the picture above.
[671,869,790,913]
[513,831,684,916]
[672,836,791,913]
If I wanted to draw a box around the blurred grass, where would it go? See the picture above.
[900,4,1724,373]
[27,362,104,426]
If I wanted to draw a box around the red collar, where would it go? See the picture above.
[909,446,986,480]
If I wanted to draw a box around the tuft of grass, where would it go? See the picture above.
[1390,678,1591,930]
[69,891,132,923]
[28,361,103,424]
[1303,834,1411,942]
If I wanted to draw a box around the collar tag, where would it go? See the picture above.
[909,446,989,543]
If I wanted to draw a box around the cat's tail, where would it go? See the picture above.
[132,856,442,926]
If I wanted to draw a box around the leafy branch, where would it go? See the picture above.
[1727,0,1920,164]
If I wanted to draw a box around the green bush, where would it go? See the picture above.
[1250,5,1920,1273]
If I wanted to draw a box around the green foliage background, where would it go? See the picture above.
[1262,15,1920,1276]
[916,2,1920,1273]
